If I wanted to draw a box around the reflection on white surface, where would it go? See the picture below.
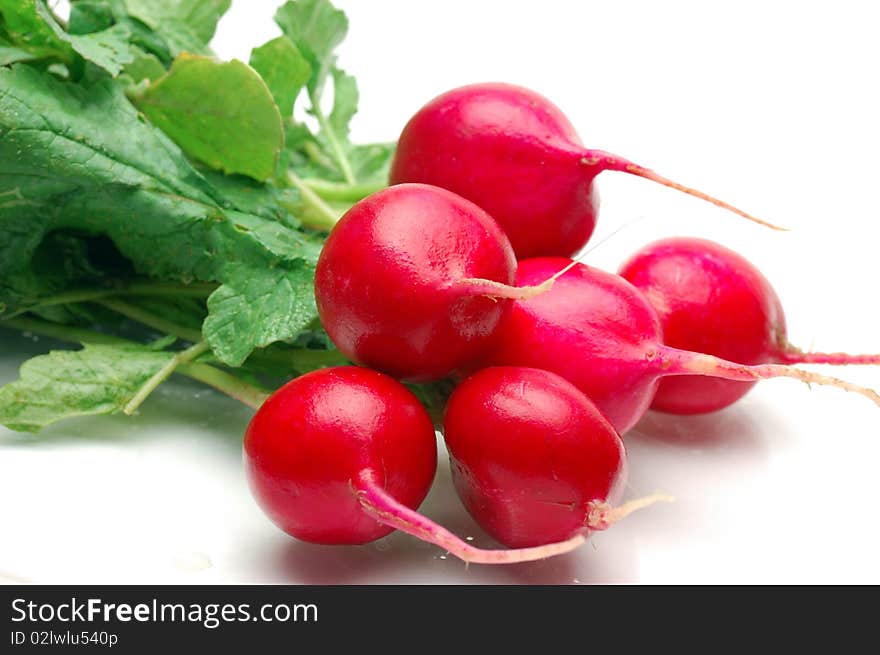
[2,328,879,584]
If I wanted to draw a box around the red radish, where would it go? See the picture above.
[619,237,880,414]
[443,366,667,548]
[482,258,880,434]
[244,366,588,563]
[315,183,551,382]
[390,83,781,260]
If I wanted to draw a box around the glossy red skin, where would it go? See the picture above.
[315,183,518,382]
[244,367,437,545]
[390,83,599,259]
[481,258,664,434]
[619,237,787,414]
[443,367,626,548]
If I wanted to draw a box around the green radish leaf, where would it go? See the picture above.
[132,54,284,181]
[67,1,115,35]
[348,142,395,185]
[122,0,231,56]
[274,0,347,95]
[348,143,397,184]
[0,64,318,364]
[0,0,136,75]
[203,260,317,367]
[128,296,208,333]
[64,0,175,65]
[0,343,174,432]
[66,23,136,76]
[0,0,386,371]
[197,168,300,224]
[327,67,357,142]
[0,37,40,65]
[0,231,108,324]
[249,36,311,120]
[122,48,167,84]
[272,1,379,188]
[0,0,74,62]
[0,64,220,213]
[282,122,337,180]
[283,74,392,189]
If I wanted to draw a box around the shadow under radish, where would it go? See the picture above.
[263,521,643,585]
[252,447,644,585]
[265,532,441,585]
[631,404,774,451]
[623,402,777,512]
[611,401,789,567]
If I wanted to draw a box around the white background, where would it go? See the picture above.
[1,0,879,584]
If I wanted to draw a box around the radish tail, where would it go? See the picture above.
[459,258,594,301]
[586,493,674,531]
[658,347,880,407]
[776,344,880,366]
[583,149,786,231]
[459,276,554,301]
[356,476,587,564]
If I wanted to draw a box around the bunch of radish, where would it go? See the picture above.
[244,83,879,564]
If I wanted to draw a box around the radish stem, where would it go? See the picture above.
[124,341,211,415]
[583,150,786,231]
[0,317,130,345]
[660,347,880,407]
[4,281,215,320]
[776,345,880,366]
[250,346,349,372]
[304,178,386,202]
[586,493,674,530]
[309,94,356,185]
[96,299,203,343]
[459,277,555,301]
[177,362,269,410]
[0,317,270,410]
[285,170,341,230]
[356,474,588,564]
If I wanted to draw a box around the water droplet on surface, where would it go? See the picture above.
[172,551,213,572]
